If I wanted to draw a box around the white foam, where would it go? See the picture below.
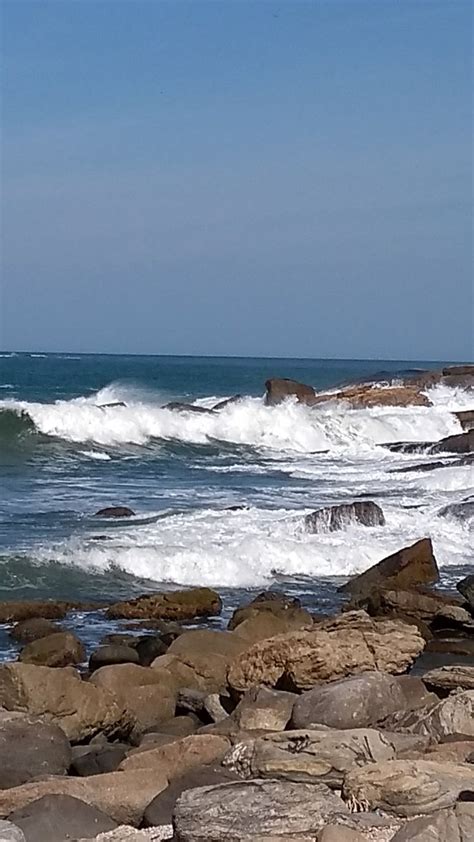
[78,450,112,461]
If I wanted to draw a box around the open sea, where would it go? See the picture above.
[0,352,472,658]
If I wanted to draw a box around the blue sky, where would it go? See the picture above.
[1,0,472,360]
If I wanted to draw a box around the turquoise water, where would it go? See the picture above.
[0,352,471,655]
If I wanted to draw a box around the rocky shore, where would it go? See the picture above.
[0,536,473,841]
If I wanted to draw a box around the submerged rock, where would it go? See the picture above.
[431,430,474,454]
[338,538,439,598]
[163,402,216,414]
[94,506,136,518]
[305,501,385,533]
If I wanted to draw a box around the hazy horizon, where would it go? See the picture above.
[1,0,472,361]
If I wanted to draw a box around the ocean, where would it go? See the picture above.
[0,352,472,658]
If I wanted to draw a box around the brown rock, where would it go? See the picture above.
[0,710,71,789]
[227,611,425,694]
[9,794,118,842]
[90,663,176,737]
[339,538,439,597]
[161,630,248,692]
[89,645,140,672]
[119,733,230,777]
[265,378,316,406]
[380,690,474,740]
[19,631,85,668]
[0,663,134,743]
[305,501,385,533]
[10,618,61,644]
[232,686,296,731]
[313,384,431,408]
[0,602,75,623]
[342,759,474,817]
[351,587,472,628]
[390,804,474,842]
[229,595,312,641]
[422,666,474,693]
[106,587,222,621]
[455,410,474,431]
[0,771,168,826]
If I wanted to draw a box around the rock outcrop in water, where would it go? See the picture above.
[94,507,136,518]
[265,378,316,405]
[338,538,439,598]
[305,501,385,533]
[106,587,222,621]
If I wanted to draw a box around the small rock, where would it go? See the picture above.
[305,501,385,533]
[19,632,85,668]
[9,619,60,644]
[89,645,140,672]
[232,686,296,731]
[95,507,136,518]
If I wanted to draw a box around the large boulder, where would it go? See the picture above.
[10,619,61,644]
[0,711,71,789]
[0,602,71,623]
[342,759,474,817]
[89,645,140,671]
[455,409,474,431]
[0,771,168,826]
[160,630,248,692]
[229,593,312,641]
[305,502,385,534]
[19,632,85,668]
[339,538,439,598]
[223,728,397,788]
[106,588,222,621]
[431,430,474,454]
[291,672,406,730]
[142,764,240,828]
[71,743,128,776]
[227,611,425,694]
[0,663,134,743]
[313,384,431,408]
[231,686,296,732]
[265,378,316,406]
[9,794,118,842]
[379,690,474,740]
[350,587,472,628]
[119,734,230,777]
[90,663,176,737]
[457,574,474,611]
[173,779,349,841]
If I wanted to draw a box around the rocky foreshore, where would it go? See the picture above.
[0,537,473,841]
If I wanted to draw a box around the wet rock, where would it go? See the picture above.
[119,733,230,777]
[89,645,140,672]
[227,611,425,694]
[431,430,474,454]
[164,403,216,414]
[142,764,240,827]
[107,588,222,622]
[94,507,136,517]
[9,794,118,842]
[422,666,474,693]
[313,384,431,408]
[71,743,128,776]
[342,759,474,817]
[212,395,242,410]
[457,574,474,610]
[231,686,296,731]
[425,637,474,656]
[339,538,439,598]
[173,779,349,841]
[224,728,397,787]
[305,501,385,533]
[0,663,133,743]
[265,378,316,406]
[0,711,71,789]
[439,499,474,520]
[0,602,72,623]
[380,690,474,740]
[0,771,168,827]
[291,672,406,730]
[455,409,474,431]
[9,619,61,644]
[134,636,168,666]
[19,631,85,668]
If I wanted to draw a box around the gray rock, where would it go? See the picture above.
[89,645,140,672]
[305,501,385,533]
[457,574,474,610]
[390,802,474,841]
[0,711,71,789]
[143,763,240,827]
[0,821,26,842]
[380,690,474,740]
[173,779,349,841]
[291,672,406,730]
[422,666,474,693]
[71,743,128,776]
[9,794,118,842]
[232,686,296,731]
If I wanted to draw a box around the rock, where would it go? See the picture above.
[94,507,136,518]
[229,596,312,642]
[77,830,171,842]
[0,663,133,743]
[265,378,316,406]
[227,611,425,694]
[313,384,431,408]
[338,538,439,597]
[0,603,70,624]
[0,822,25,842]
[425,741,474,764]
[119,734,230,777]
[9,794,118,842]
[396,674,438,710]
[291,672,407,730]
[142,764,240,827]
[135,636,168,666]
[455,410,474,431]
[351,587,472,628]
[0,771,168,827]
[164,403,216,415]
[443,364,474,377]
[71,743,128,776]
[0,711,71,789]
[439,499,474,520]
[379,691,474,740]
[19,631,85,668]
[173,779,349,841]
[162,630,248,692]
[317,828,365,842]
[9,619,61,644]
[305,502,385,534]
[390,804,474,842]
[212,395,242,410]
[431,431,474,454]
[90,645,140,671]
[224,728,397,787]
[203,694,229,723]
[157,716,198,737]
[232,686,296,731]
[422,666,474,693]
[425,637,474,656]
[90,664,176,737]
[106,588,222,622]
[457,574,474,610]
[342,759,474,817]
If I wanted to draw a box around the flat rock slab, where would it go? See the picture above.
[9,794,118,842]
[342,759,474,817]
[422,666,474,692]
[173,779,349,841]
[380,690,474,740]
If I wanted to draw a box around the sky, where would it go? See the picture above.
[1,0,472,360]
